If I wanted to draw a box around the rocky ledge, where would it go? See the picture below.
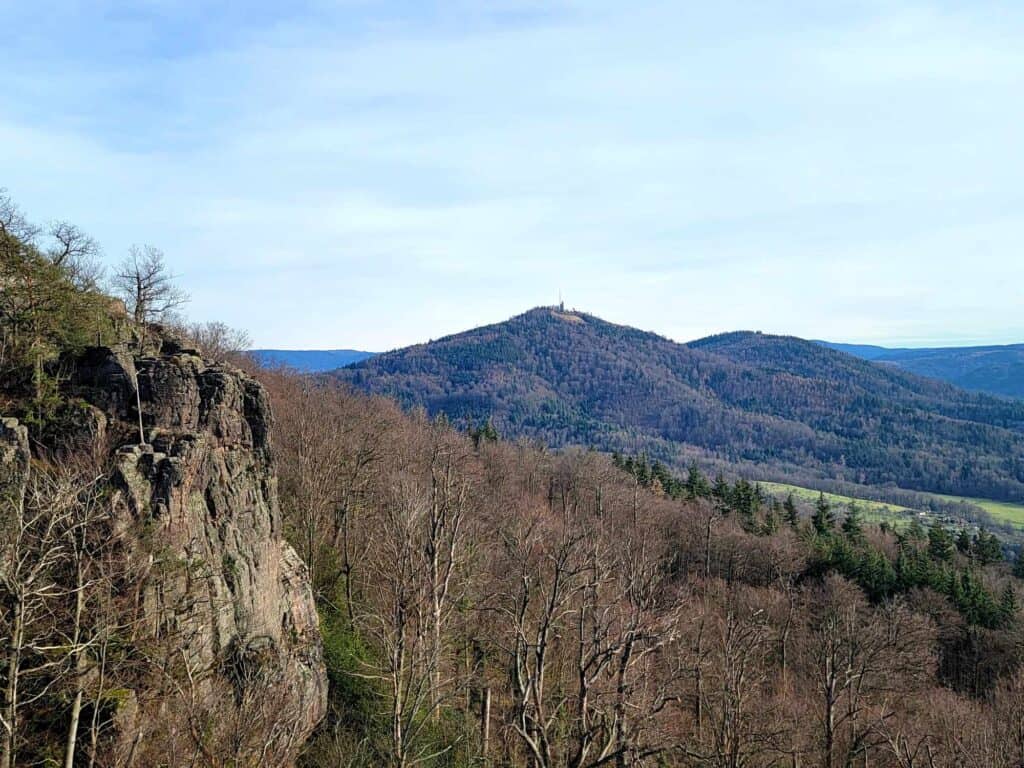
[2,337,326,764]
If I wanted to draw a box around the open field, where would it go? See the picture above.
[760,482,1024,532]
[932,493,1024,528]
[759,482,921,525]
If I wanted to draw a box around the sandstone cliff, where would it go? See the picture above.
[1,336,326,765]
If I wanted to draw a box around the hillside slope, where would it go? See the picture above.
[336,308,1024,501]
[820,341,1024,399]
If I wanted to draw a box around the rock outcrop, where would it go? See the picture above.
[3,338,326,764]
[0,417,29,545]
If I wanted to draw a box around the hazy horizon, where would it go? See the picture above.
[3,1,1022,349]
[250,303,1024,353]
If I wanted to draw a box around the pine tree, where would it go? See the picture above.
[928,525,955,562]
[763,500,780,535]
[956,528,972,554]
[973,529,1004,566]
[811,493,834,535]
[1014,554,1024,580]
[841,502,863,540]
[711,474,731,506]
[684,463,712,499]
[783,493,799,527]
[468,418,500,448]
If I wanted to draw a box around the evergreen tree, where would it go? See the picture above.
[841,502,864,540]
[928,525,955,562]
[811,492,834,535]
[973,529,1004,566]
[956,528,972,554]
[469,418,500,448]
[731,479,758,523]
[1014,554,1024,580]
[783,493,799,527]
[632,454,651,486]
[762,499,782,535]
[711,474,731,507]
[684,463,712,499]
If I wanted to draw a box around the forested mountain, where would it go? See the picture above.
[8,194,1024,768]
[251,348,375,371]
[821,341,1024,399]
[337,307,1024,501]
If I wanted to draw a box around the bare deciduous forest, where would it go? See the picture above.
[262,367,1024,768]
[3,192,1024,767]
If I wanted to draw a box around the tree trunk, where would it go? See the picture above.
[480,686,491,762]
[1,598,23,768]
[63,567,86,768]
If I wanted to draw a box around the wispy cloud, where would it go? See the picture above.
[1,0,1022,348]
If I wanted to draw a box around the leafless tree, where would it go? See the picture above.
[799,576,935,768]
[0,467,83,768]
[680,585,787,768]
[184,321,253,365]
[111,245,189,325]
[46,221,104,290]
[0,189,39,243]
[353,476,460,768]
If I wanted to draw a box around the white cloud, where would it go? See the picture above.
[0,0,1022,348]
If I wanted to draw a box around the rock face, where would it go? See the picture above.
[6,340,327,763]
[0,417,29,500]
[0,418,29,544]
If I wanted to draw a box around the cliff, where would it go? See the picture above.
[1,335,326,766]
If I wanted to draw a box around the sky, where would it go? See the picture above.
[2,1,1022,351]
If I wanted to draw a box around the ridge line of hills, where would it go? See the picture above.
[253,323,1024,400]
[330,306,1024,505]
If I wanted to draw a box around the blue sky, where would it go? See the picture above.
[2,1,1022,350]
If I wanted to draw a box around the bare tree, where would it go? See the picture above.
[354,476,459,768]
[799,576,935,768]
[0,467,82,768]
[492,495,681,768]
[111,245,189,325]
[46,221,104,289]
[0,189,39,243]
[680,585,786,768]
[185,321,253,365]
[425,432,469,721]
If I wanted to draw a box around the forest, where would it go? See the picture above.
[270,368,1024,767]
[338,307,1024,504]
[4,192,1024,767]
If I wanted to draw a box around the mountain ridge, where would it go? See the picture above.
[336,306,1024,502]
[818,340,1024,398]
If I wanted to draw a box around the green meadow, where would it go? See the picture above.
[931,493,1024,528]
[759,482,920,525]
[760,482,1024,531]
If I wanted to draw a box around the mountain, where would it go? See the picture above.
[815,341,892,360]
[336,307,1024,501]
[251,348,375,372]
[819,341,1024,399]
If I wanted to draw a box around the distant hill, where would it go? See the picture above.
[251,348,375,372]
[819,341,1024,399]
[336,308,1024,502]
